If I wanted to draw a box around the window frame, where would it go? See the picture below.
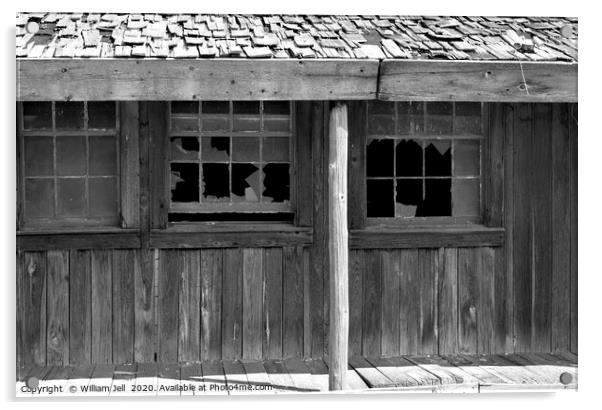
[363,101,486,227]
[16,101,139,232]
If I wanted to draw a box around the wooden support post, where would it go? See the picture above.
[328,103,349,390]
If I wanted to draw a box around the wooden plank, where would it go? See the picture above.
[262,248,282,359]
[381,251,400,356]
[379,60,577,102]
[492,246,510,353]
[350,227,504,249]
[112,363,138,397]
[91,250,112,364]
[460,354,541,385]
[243,249,263,360]
[88,364,115,396]
[222,360,250,394]
[348,356,393,388]
[150,230,313,248]
[532,103,553,352]
[478,247,495,354]
[282,359,320,392]
[119,101,140,228]
[69,250,91,365]
[241,361,273,393]
[348,250,363,356]
[438,248,458,354]
[501,354,569,385]
[148,101,168,229]
[418,248,438,355]
[347,101,366,229]
[406,355,479,389]
[442,354,510,385]
[382,356,441,387]
[263,359,296,393]
[46,250,69,366]
[178,250,201,362]
[17,59,379,101]
[513,103,533,352]
[362,250,381,357]
[66,364,95,395]
[295,101,313,227]
[156,363,180,396]
[158,250,179,362]
[201,360,228,395]
[551,103,571,352]
[200,249,222,361]
[364,357,421,388]
[483,103,505,227]
[135,362,158,396]
[112,250,135,363]
[222,248,243,360]
[327,103,349,390]
[180,362,204,396]
[569,103,578,353]
[303,248,311,359]
[458,248,478,354]
[399,249,419,355]
[18,251,46,366]
[18,232,141,251]
[283,246,304,358]
[304,359,329,391]
[134,250,154,363]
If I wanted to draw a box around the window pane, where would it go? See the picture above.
[367,139,394,177]
[397,102,424,134]
[233,116,260,132]
[455,102,482,135]
[24,136,53,176]
[88,102,116,129]
[202,163,230,202]
[171,163,199,202]
[424,140,451,177]
[232,137,260,162]
[57,178,86,216]
[262,163,290,203]
[454,140,480,177]
[201,137,230,162]
[25,179,54,218]
[233,101,260,115]
[170,137,199,161]
[264,101,290,115]
[172,101,199,114]
[263,137,289,162]
[171,115,198,132]
[89,135,117,175]
[56,135,86,176]
[202,115,230,132]
[452,179,480,216]
[395,139,422,177]
[367,179,394,217]
[22,102,52,130]
[232,163,260,202]
[89,177,118,216]
[395,179,422,217]
[264,117,290,132]
[367,100,395,134]
[202,101,229,114]
[55,102,84,130]
[426,102,452,135]
[418,178,451,217]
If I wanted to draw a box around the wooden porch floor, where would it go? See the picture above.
[17,353,577,396]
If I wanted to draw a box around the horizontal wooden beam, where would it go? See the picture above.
[349,227,505,249]
[149,228,313,248]
[378,60,577,102]
[16,58,379,101]
[17,231,141,250]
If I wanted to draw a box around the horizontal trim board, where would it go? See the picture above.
[149,229,313,248]
[378,60,577,102]
[16,58,379,101]
[349,227,505,249]
[17,231,141,250]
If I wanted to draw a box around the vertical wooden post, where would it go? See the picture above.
[328,103,349,390]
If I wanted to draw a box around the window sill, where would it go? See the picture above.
[349,225,505,249]
[150,224,313,248]
[17,228,141,250]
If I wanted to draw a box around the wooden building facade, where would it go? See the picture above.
[16,14,578,378]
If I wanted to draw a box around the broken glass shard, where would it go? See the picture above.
[396,178,422,217]
[395,139,422,177]
[171,137,199,161]
[425,141,451,177]
[417,178,451,217]
[170,163,199,202]
[201,137,230,162]
[232,163,260,202]
[202,163,230,202]
[262,163,289,203]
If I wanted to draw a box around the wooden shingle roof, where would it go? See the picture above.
[16,13,578,61]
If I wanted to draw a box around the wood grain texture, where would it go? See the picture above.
[379,60,577,102]
[242,248,263,360]
[91,250,112,364]
[458,248,478,354]
[348,250,363,357]
[134,249,155,362]
[17,59,379,101]
[362,250,381,357]
[46,250,69,365]
[478,247,495,354]
[69,250,91,365]
[295,101,313,227]
[381,251,400,356]
[200,249,222,361]
[484,103,505,227]
[112,250,135,363]
[399,249,419,355]
[18,251,47,365]
[569,104,578,353]
[283,246,304,358]
[149,101,168,229]
[158,250,180,362]
[120,101,140,228]
[263,248,283,359]
[149,230,312,248]
[347,101,366,229]
[178,250,201,362]
[17,232,140,251]
[418,249,438,355]
[222,248,243,359]
[438,248,458,354]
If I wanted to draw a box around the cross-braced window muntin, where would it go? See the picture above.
[366,101,483,224]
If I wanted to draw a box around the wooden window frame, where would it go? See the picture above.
[16,101,140,234]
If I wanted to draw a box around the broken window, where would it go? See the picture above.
[366,101,482,222]
[168,101,293,221]
[19,101,119,225]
